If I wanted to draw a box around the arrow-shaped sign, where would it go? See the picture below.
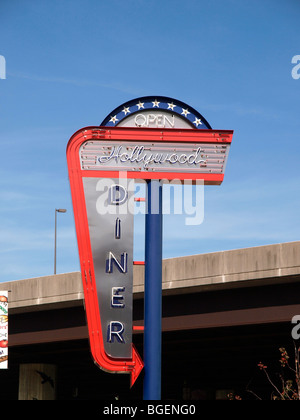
[67,125,233,387]
[66,129,144,386]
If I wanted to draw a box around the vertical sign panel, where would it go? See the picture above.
[0,292,8,369]
[82,177,134,359]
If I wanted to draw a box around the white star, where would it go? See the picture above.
[167,102,176,111]
[152,99,160,108]
[109,115,118,124]
[193,118,202,127]
[181,108,190,117]
[122,107,130,115]
[136,101,144,109]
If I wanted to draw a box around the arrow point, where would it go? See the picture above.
[130,345,144,387]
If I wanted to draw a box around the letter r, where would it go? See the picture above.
[107,321,125,343]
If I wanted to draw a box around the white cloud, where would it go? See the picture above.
[8,71,143,96]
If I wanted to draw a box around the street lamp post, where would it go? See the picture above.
[54,208,67,274]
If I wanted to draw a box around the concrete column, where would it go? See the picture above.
[18,363,57,400]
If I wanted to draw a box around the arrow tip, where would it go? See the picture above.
[130,345,144,388]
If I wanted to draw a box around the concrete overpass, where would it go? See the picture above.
[2,241,300,400]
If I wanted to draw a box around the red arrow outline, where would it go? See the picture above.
[66,129,144,386]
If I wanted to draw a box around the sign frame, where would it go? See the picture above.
[70,126,233,184]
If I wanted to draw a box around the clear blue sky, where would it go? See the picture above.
[0,0,299,282]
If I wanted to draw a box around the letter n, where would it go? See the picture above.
[106,252,128,273]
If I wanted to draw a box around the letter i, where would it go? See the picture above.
[115,218,121,239]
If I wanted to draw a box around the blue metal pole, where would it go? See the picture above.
[143,179,163,400]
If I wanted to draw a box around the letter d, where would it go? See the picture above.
[109,184,128,205]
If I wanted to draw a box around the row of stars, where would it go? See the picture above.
[109,99,203,127]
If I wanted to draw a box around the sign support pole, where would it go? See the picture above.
[143,179,163,400]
